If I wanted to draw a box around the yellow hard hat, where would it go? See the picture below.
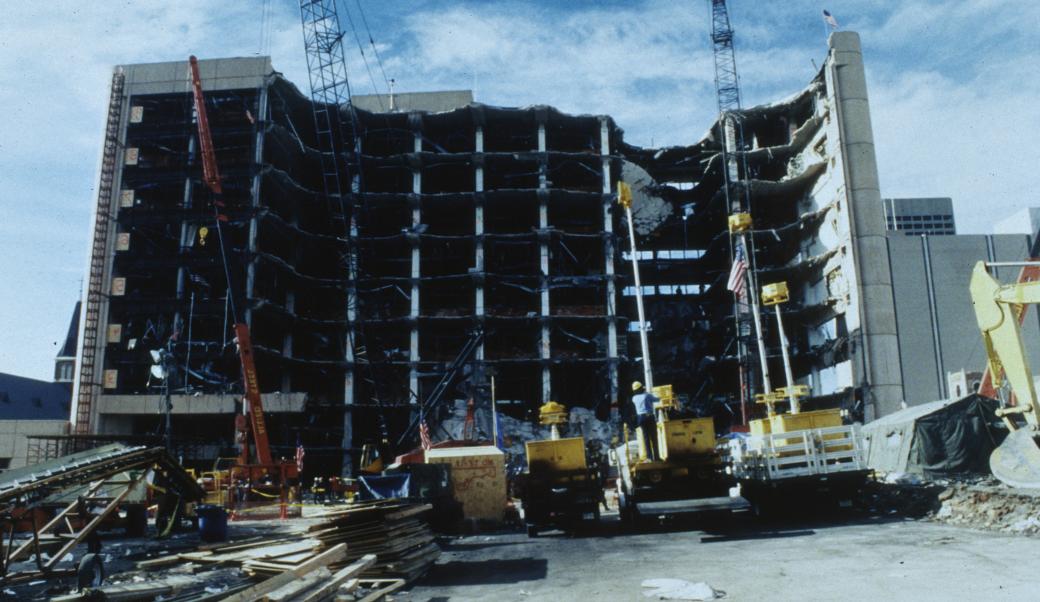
[632,381,643,392]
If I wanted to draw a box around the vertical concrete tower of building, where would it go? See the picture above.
[826,32,903,418]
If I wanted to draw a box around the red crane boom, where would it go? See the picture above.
[188,56,273,468]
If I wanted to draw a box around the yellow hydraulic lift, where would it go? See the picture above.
[611,182,735,525]
[727,277,867,513]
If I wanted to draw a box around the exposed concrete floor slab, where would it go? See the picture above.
[403,513,1034,601]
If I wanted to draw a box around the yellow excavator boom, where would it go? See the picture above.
[969,261,1040,488]
[970,261,1040,425]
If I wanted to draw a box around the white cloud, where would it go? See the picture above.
[869,66,1040,233]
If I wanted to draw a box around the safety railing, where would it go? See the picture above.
[727,424,866,481]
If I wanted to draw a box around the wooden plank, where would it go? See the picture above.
[384,504,432,521]
[221,543,347,602]
[264,566,331,602]
[356,579,406,602]
[137,553,197,570]
[296,554,377,602]
[341,578,360,593]
[51,575,197,602]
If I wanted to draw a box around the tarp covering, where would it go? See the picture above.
[863,394,1004,477]
[358,473,411,501]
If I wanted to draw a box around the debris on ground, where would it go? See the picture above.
[641,578,724,600]
[931,482,1040,535]
[857,479,944,518]
[857,474,1040,536]
[13,500,439,601]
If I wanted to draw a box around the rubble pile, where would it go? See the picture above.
[932,482,1040,535]
[857,480,943,518]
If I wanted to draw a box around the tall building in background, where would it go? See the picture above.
[883,197,956,236]
[887,232,1040,403]
[992,207,1040,240]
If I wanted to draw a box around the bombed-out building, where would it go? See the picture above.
[72,32,903,474]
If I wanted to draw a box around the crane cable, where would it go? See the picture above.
[351,0,393,95]
[259,0,274,57]
[340,0,388,110]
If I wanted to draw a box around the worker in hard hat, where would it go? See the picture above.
[631,381,659,461]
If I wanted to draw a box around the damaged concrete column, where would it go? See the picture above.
[409,115,422,404]
[245,85,268,336]
[827,31,904,418]
[343,141,359,474]
[537,115,551,404]
[474,125,485,361]
[600,117,619,418]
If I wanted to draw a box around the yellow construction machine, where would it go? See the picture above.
[970,260,1040,488]
[612,385,734,524]
[611,181,735,523]
[726,281,868,512]
[518,401,604,536]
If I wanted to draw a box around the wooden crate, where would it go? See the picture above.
[426,446,506,521]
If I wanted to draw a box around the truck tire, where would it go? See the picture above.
[526,524,538,538]
[77,553,104,590]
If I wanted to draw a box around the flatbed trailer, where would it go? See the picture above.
[726,422,868,513]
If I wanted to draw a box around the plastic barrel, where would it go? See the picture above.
[196,504,228,542]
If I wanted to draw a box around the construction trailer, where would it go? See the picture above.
[72,32,900,474]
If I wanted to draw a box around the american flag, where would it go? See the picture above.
[727,239,749,302]
[295,437,305,473]
[419,419,432,451]
[822,10,839,29]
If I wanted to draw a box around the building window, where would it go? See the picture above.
[0,458,11,470]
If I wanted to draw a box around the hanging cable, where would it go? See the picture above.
[184,292,195,390]
[340,0,387,110]
[352,0,393,94]
[259,0,272,56]
[222,287,230,350]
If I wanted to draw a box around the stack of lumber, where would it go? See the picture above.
[136,537,323,572]
[123,501,437,601]
[305,501,440,583]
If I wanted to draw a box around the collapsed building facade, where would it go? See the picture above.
[71,32,903,474]
[624,31,902,423]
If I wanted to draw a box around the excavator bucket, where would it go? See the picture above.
[990,428,1040,489]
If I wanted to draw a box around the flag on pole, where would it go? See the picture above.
[822,9,839,29]
[494,412,504,450]
[419,419,432,451]
[295,436,305,474]
[727,239,749,302]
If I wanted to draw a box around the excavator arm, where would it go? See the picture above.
[969,261,1040,487]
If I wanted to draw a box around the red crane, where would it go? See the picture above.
[188,57,282,476]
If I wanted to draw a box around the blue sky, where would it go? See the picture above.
[0,0,1037,380]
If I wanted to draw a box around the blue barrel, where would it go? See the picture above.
[196,504,228,542]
